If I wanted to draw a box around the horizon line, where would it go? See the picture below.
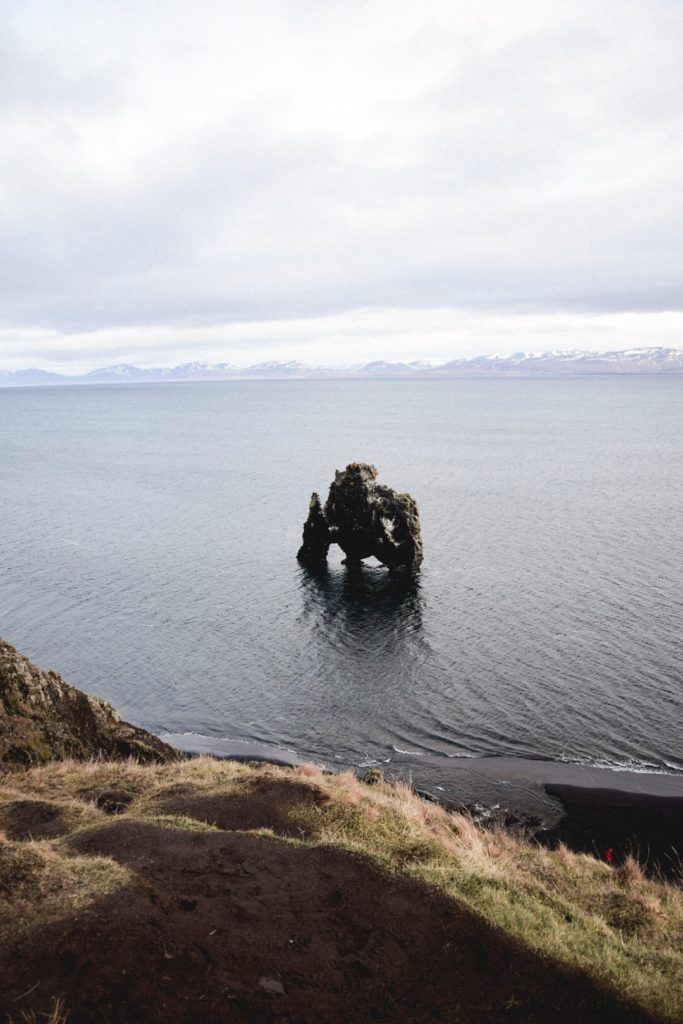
[2,346,683,384]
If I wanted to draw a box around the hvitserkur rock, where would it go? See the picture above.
[297,463,423,575]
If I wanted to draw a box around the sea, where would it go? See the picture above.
[1,376,682,815]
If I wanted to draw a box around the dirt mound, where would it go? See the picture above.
[0,796,100,840]
[151,776,328,837]
[1,818,654,1024]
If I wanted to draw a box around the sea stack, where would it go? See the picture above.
[297,463,423,575]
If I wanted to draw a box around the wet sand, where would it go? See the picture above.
[464,755,683,797]
[163,733,307,767]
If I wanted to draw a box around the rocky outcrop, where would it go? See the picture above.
[0,639,178,765]
[297,463,423,574]
[297,493,331,565]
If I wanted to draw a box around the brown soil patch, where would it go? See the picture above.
[151,777,328,837]
[0,820,656,1024]
[0,798,100,840]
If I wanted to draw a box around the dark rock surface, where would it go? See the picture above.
[298,463,423,574]
[0,638,178,764]
[297,492,331,565]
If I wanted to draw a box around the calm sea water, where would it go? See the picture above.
[1,377,682,799]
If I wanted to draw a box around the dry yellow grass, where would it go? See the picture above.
[7,997,69,1024]
[1,756,682,1022]
[305,768,683,1021]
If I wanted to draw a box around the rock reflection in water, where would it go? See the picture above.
[296,560,430,769]
[298,561,424,662]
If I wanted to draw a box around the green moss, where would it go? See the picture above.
[3,736,56,765]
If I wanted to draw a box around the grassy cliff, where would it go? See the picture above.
[1,756,681,1023]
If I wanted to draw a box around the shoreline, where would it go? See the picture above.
[463,756,683,878]
[163,733,308,768]
[163,735,683,876]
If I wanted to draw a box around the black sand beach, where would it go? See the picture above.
[537,785,683,877]
[459,757,683,876]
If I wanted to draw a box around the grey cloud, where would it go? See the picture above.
[0,9,124,116]
[0,0,682,340]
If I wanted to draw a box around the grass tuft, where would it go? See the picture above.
[8,996,69,1023]
[616,853,646,887]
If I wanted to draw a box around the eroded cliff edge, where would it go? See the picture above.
[0,638,177,764]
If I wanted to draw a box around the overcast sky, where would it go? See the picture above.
[1,0,682,370]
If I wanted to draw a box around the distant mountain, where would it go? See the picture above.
[79,362,244,383]
[239,361,316,377]
[356,361,431,375]
[82,364,156,383]
[161,362,239,380]
[0,368,68,385]
[438,348,683,374]
[1,348,682,386]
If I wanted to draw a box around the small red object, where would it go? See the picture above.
[605,847,613,864]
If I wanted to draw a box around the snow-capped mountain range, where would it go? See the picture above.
[1,349,682,386]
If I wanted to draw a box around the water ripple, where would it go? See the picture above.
[0,377,681,780]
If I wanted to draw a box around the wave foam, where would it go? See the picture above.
[556,753,683,776]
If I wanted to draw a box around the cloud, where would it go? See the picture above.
[0,0,681,365]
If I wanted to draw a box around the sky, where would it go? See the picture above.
[1,0,682,371]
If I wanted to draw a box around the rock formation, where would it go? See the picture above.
[0,638,178,764]
[297,463,423,574]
